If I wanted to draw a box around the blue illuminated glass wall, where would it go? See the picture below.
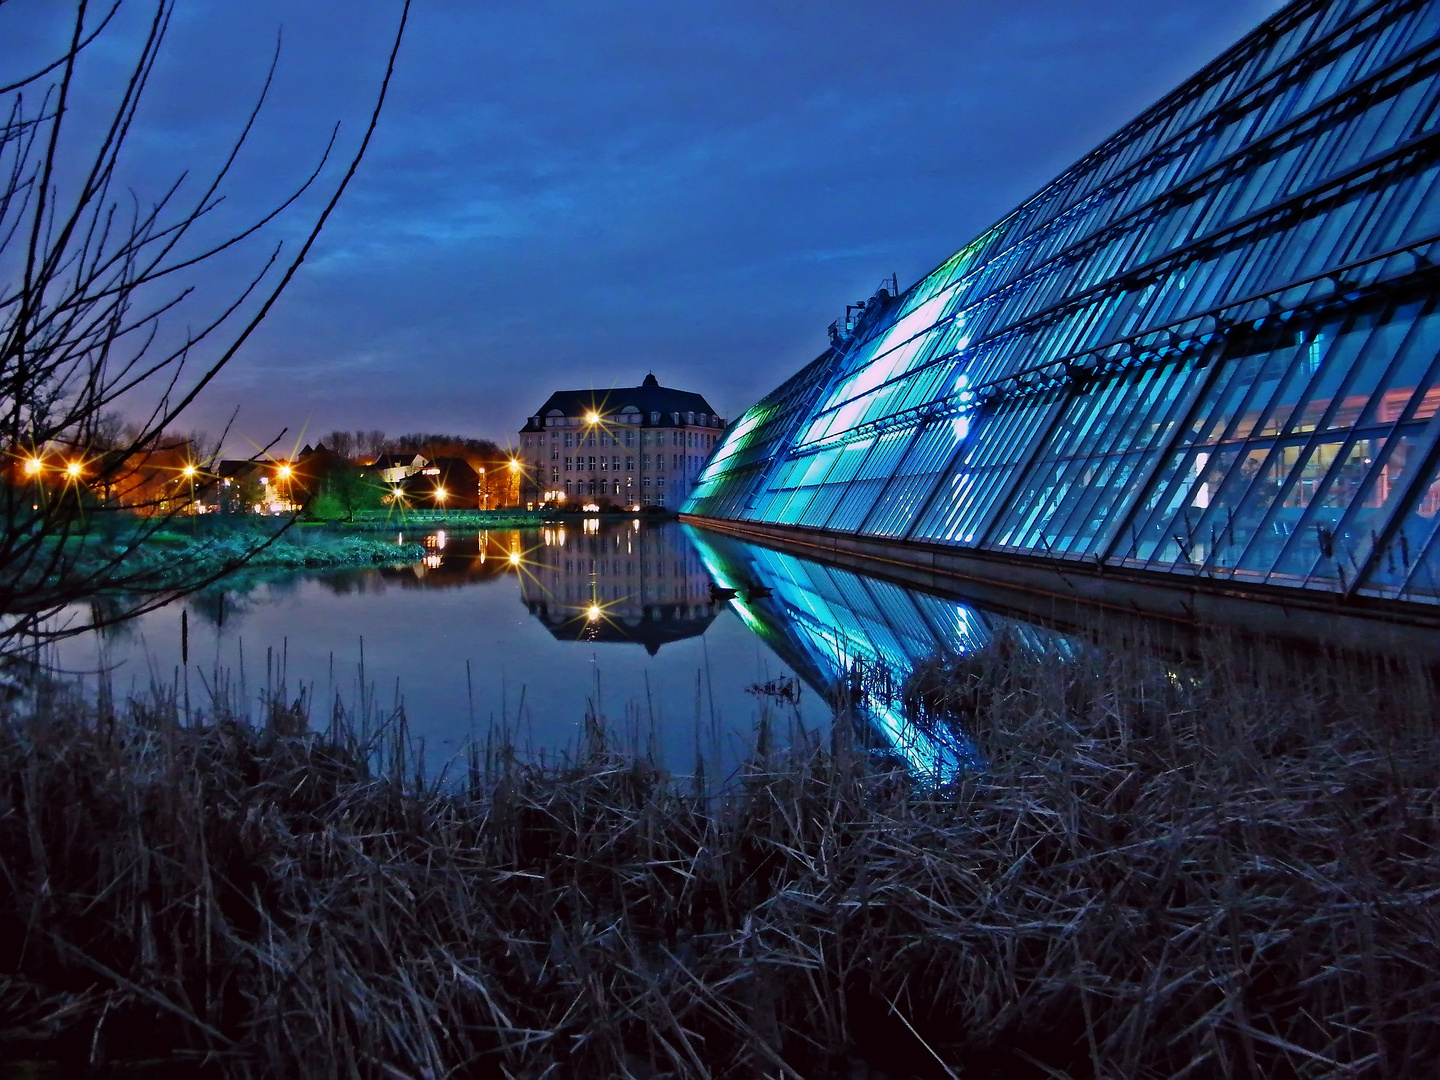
[688,0,1440,606]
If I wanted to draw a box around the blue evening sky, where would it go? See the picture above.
[4,0,1285,452]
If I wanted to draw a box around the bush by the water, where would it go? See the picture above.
[126,527,426,575]
[0,634,1435,1078]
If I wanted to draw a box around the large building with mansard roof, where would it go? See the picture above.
[518,374,727,509]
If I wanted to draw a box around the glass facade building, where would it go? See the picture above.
[687,0,1440,610]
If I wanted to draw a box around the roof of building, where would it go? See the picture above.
[214,459,262,479]
[520,374,723,432]
[399,456,478,486]
[367,452,427,470]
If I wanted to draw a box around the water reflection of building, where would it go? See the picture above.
[375,529,520,589]
[688,527,1080,781]
[520,521,719,654]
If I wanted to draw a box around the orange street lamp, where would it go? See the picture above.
[584,411,599,424]
[66,461,82,479]
[508,459,520,473]
[23,458,41,476]
[508,549,521,566]
[276,464,292,480]
[182,464,197,478]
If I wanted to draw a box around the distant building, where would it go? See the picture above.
[399,456,481,509]
[517,374,727,509]
[367,453,428,485]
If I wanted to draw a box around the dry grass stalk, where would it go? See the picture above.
[0,631,1435,1079]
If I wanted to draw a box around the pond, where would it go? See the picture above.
[53,519,1077,780]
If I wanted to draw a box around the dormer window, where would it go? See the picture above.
[698,413,706,425]
[650,411,660,424]
[686,411,695,425]
[671,412,680,424]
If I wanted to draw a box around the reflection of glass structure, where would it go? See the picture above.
[689,528,1074,782]
[689,1,1440,613]
[520,521,719,653]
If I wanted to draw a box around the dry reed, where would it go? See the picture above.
[0,631,1436,1079]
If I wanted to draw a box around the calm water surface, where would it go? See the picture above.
[55,520,1072,780]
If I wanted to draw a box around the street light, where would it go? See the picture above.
[584,411,599,424]
[66,461,82,478]
[182,463,197,515]
[23,458,41,476]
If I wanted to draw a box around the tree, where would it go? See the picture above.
[308,460,384,522]
[0,1,410,657]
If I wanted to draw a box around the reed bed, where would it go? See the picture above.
[0,632,1436,1079]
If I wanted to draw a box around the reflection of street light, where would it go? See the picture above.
[587,604,601,621]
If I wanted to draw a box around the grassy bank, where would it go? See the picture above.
[0,634,1435,1078]
[328,508,678,530]
[137,527,426,572]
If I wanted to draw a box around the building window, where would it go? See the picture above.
[599,456,607,471]
[687,412,694,424]
[588,456,596,469]
[565,432,573,448]
[625,430,635,447]
[551,468,559,482]
[671,412,680,424]
[626,456,634,470]
[565,480,572,495]
[642,494,651,506]
[612,455,620,470]
[650,411,660,424]
[657,477,665,489]
[564,457,571,471]
[643,477,651,487]
[657,494,665,507]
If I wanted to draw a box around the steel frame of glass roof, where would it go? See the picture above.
[686,0,1440,611]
